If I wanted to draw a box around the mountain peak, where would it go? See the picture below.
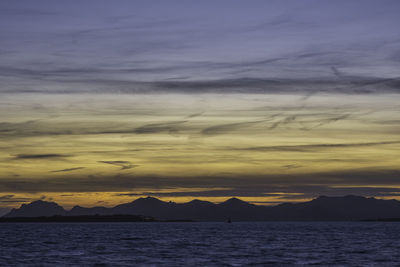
[133,196,164,204]
[4,200,66,217]
[218,197,253,208]
[28,199,57,205]
[21,200,63,208]
[188,199,210,204]
[225,197,246,203]
[185,199,214,207]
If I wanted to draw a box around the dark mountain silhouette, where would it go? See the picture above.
[218,197,254,208]
[4,200,66,217]
[4,195,400,221]
[69,205,113,216]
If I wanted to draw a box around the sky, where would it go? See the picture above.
[0,0,400,214]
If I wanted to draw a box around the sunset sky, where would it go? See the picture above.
[0,0,399,214]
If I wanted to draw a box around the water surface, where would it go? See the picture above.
[0,222,399,266]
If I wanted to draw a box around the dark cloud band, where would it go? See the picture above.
[14,154,70,159]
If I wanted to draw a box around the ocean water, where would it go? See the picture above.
[0,222,399,266]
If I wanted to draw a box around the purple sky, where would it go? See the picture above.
[1,0,400,93]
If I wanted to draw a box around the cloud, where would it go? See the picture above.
[298,114,350,131]
[281,164,301,169]
[0,194,31,203]
[0,109,372,141]
[1,168,400,196]
[201,119,272,135]
[51,167,85,173]
[98,161,137,170]
[185,112,204,119]
[1,63,400,94]
[1,0,400,95]
[269,115,297,130]
[234,141,400,152]
[0,119,41,134]
[133,121,187,135]
[14,153,70,159]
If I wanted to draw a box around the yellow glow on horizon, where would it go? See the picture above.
[0,93,399,208]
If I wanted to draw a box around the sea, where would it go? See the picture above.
[0,222,399,266]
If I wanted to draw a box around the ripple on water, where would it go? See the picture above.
[1,222,400,266]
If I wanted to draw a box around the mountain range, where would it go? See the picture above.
[4,195,400,221]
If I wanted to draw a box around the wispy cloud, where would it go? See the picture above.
[233,141,400,152]
[133,121,187,135]
[281,164,301,169]
[202,119,272,135]
[14,154,70,159]
[51,167,85,173]
[1,169,400,201]
[185,112,204,119]
[0,194,31,203]
[98,161,137,170]
[0,1,399,94]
